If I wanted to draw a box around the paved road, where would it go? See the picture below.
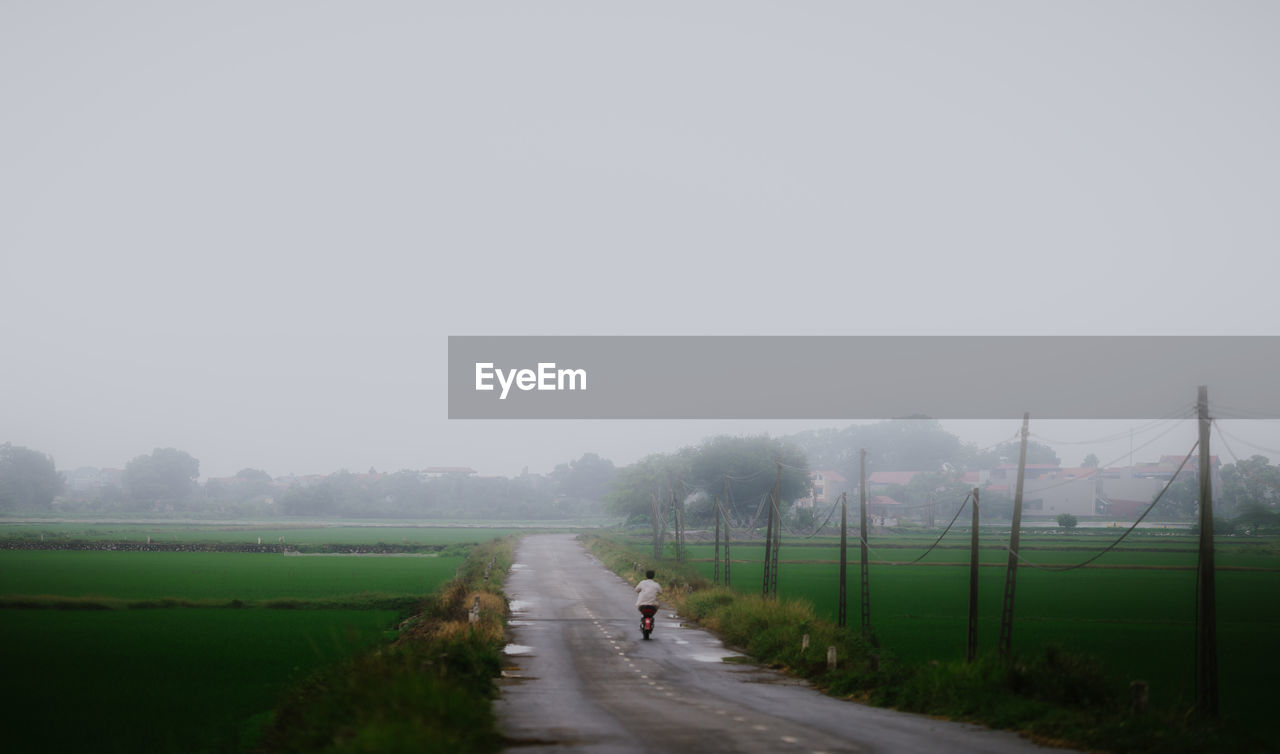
[495,534,1070,754]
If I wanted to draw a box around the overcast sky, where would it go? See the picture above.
[3,2,1278,480]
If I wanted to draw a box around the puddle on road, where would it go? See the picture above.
[510,563,529,571]
[508,600,535,613]
[690,653,744,663]
[503,644,534,655]
[507,619,534,626]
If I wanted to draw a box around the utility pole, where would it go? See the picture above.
[998,413,1030,660]
[859,449,871,635]
[968,487,980,662]
[1196,385,1219,717]
[762,489,775,598]
[767,460,782,598]
[650,491,664,561]
[838,491,848,628]
[722,475,732,587]
[714,495,721,586]
[672,490,682,563]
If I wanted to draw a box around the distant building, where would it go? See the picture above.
[59,467,123,493]
[1022,477,1098,517]
[867,471,921,490]
[867,495,902,525]
[801,470,848,509]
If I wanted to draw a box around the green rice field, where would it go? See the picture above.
[0,522,524,545]
[1,609,396,753]
[0,550,463,601]
[0,524,498,753]
[673,531,1280,735]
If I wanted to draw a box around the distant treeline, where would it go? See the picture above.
[5,419,1280,525]
[0,444,617,520]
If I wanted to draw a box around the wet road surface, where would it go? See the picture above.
[495,534,1071,754]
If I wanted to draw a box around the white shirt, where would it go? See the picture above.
[634,578,662,607]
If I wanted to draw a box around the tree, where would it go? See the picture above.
[1158,476,1199,519]
[968,440,1061,469]
[235,468,273,485]
[1220,456,1280,516]
[902,471,971,527]
[551,453,617,506]
[1057,513,1079,529]
[279,483,340,516]
[0,443,64,513]
[687,435,810,526]
[1082,453,1100,468]
[605,452,690,558]
[123,448,200,508]
[788,419,966,479]
[606,435,810,560]
[1229,503,1280,535]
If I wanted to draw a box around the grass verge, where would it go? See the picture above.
[582,533,1267,754]
[252,536,515,754]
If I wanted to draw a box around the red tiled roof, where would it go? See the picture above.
[1159,455,1219,466]
[996,464,1060,470]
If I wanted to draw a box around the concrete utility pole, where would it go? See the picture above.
[998,413,1030,660]
[767,461,782,598]
[1196,385,1219,717]
[722,475,732,587]
[838,491,848,628]
[674,489,684,563]
[650,491,664,560]
[763,485,775,599]
[859,449,871,635]
[714,495,721,586]
[968,487,980,662]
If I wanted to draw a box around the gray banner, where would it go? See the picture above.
[447,336,1279,419]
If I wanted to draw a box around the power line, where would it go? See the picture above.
[1006,441,1199,573]
[908,493,972,564]
[1207,402,1280,421]
[1028,404,1195,446]
[1213,423,1280,458]
[1016,417,1195,495]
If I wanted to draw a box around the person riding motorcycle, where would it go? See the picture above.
[635,570,662,609]
[635,570,662,638]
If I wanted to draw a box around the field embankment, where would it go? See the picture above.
[254,536,514,753]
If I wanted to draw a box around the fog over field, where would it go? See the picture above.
[2,3,1278,480]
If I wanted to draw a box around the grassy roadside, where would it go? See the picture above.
[581,533,1265,754]
[251,537,515,754]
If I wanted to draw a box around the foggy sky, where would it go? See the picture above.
[3,3,1278,480]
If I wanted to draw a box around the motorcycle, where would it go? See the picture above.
[639,604,658,639]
